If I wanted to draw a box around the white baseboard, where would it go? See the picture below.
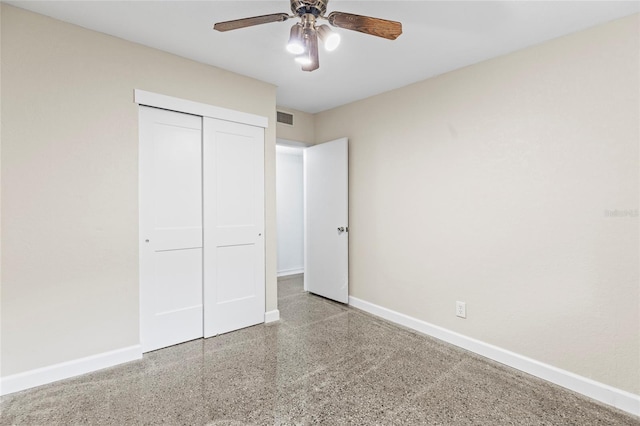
[348,296,640,417]
[265,309,280,323]
[277,268,304,278]
[0,345,142,396]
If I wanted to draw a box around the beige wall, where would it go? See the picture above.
[276,106,315,145]
[315,14,639,394]
[2,2,638,397]
[0,5,277,377]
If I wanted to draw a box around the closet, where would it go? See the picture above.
[137,96,265,353]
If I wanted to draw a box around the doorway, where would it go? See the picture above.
[276,141,307,279]
[276,138,349,303]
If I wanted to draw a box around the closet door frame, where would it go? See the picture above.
[135,90,268,129]
[135,89,268,347]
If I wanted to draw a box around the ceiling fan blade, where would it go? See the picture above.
[327,11,402,40]
[214,13,290,32]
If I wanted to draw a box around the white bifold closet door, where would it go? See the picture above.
[139,106,265,353]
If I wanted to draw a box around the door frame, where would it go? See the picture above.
[135,89,269,347]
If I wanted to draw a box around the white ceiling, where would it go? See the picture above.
[6,1,639,113]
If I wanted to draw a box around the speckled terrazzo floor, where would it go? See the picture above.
[1,274,638,425]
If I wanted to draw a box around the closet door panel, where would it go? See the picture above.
[216,134,258,226]
[139,106,204,353]
[216,245,256,303]
[203,117,265,337]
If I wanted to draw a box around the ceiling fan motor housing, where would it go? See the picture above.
[291,0,328,17]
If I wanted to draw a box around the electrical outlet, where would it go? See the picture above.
[456,301,466,318]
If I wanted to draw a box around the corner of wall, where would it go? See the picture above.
[275,106,315,145]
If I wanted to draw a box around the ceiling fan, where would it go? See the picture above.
[213,0,402,72]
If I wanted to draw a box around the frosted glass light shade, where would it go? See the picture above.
[287,24,305,54]
[317,25,341,52]
[295,54,312,66]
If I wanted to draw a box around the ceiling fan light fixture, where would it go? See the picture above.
[294,53,312,66]
[317,24,340,52]
[286,23,305,54]
[213,0,403,72]
[302,29,319,71]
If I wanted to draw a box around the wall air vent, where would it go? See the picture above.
[277,111,294,126]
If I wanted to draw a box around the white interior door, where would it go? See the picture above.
[139,106,204,353]
[304,138,349,303]
[203,117,265,337]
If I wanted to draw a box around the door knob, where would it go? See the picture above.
[337,227,345,233]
